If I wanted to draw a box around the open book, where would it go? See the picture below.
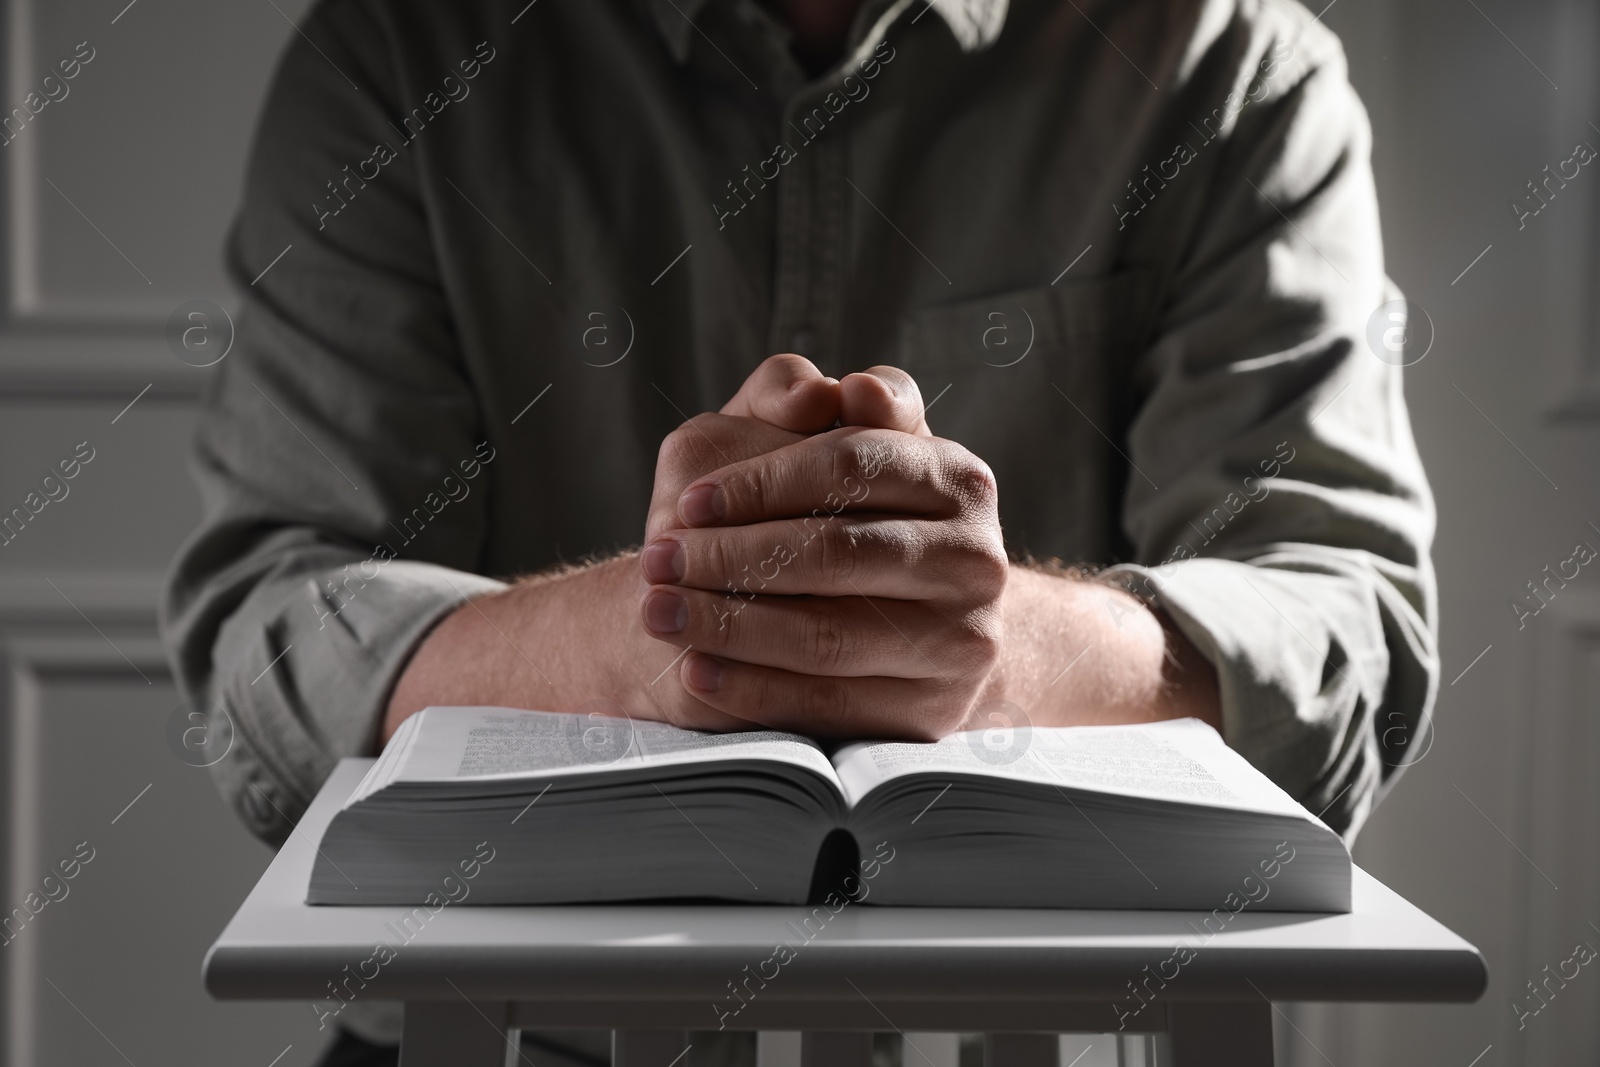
[309,708,1350,911]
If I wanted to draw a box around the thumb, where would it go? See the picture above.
[839,366,931,436]
[720,353,841,433]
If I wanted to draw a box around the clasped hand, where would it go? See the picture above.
[636,355,1007,739]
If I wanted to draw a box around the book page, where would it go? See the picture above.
[346,707,838,806]
[832,718,1308,817]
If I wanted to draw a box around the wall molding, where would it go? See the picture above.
[0,625,167,1067]
[3,0,176,328]
[1515,589,1600,1066]
[0,328,211,399]
[1546,0,1600,420]
[0,567,166,626]
[0,0,223,400]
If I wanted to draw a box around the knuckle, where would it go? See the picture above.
[702,535,739,592]
[955,457,999,510]
[968,540,1011,599]
[813,518,859,586]
[940,532,1008,601]
[657,426,690,468]
[939,610,1003,675]
[966,613,1005,669]
[661,414,725,473]
[934,444,998,510]
[748,666,781,717]
[659,421,710,476]
[832,429,892,484]
[703,593,743,650]
[804,606,851,674]
[729,466,768,520]
[828,436,860,492]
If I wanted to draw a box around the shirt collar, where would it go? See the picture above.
[646,0,1009,65]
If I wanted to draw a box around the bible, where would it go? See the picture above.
[309,707,1350,911]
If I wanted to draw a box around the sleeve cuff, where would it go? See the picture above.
[1100,556,1382,814]
[214,560,508,842]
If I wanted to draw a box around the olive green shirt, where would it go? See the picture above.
[161,0,1437,847]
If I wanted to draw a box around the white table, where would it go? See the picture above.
[204,760,1485,1066]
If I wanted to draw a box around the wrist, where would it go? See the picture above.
[382,553,644,742]
[984,562,1220,731]
[1088,566,1223,730]
[584,552,664,712]
[1147,601,1224,732]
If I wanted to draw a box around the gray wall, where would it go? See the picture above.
[0,1,1595,1065]
[0,2,330,1064]
[1294,1,1600,1064]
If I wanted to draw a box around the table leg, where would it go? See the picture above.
[757,1032,802,1067]
[612,1030,691,1066]
[984,1033,1058,1066]
[1166,1003,1274,1066]
[1118,1035,1168,1067]
[399,1000,517,1067]
[1059,1035,1118,1067]
[800,1031,873,1067]
[904,1032,960,1067]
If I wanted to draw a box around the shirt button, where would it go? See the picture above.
[789,326,816,357]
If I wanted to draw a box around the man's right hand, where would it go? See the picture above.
[382,354,847,740]
[644,354,841,544]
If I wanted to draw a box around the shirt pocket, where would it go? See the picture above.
[894,270,1161,561]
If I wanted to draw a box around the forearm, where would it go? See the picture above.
[384,556,1222,746]
[980,564,1222,731]
[381,554,739,742]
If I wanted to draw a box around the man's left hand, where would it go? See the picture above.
[638,367,1009,739]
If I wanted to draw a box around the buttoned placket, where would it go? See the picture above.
[757,1,910,377]
[679,0,935,377]
[767,97,848,374]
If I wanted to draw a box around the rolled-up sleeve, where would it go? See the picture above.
[1108,24,1437,839]
[158,1,504,846]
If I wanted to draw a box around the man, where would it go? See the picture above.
[162,0,1436,1060]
